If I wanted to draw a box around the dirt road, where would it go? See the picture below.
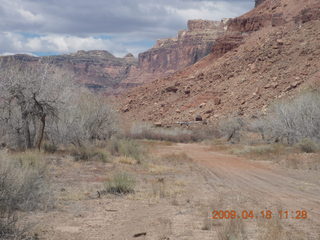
[157,143,320,239]
[27,142,320,239]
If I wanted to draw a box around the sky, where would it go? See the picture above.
[0,0,254,57]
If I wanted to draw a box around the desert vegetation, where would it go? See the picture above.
[0,62,118,151]
[0,151,51,239]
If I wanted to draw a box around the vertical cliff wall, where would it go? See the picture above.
[138,19,229,74]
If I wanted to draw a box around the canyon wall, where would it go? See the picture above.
[0,50,138,93]
[138,19,229,74]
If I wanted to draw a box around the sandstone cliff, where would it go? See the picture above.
[119,0,320,124]
[0,50,138,93]
[138,19,228,75]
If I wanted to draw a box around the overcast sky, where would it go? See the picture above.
[0,0,253,57]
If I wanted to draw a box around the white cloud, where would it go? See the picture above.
[0,32,146,57]
[0,0,254,56]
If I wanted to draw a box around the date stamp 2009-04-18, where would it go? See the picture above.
[211,210,308,220]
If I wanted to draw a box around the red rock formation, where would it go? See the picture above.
[138,19,228,74]
[118,0,320,124]
[0,50,138,93]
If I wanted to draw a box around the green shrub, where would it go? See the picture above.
[105,172,135,195]
[298,138,319,153]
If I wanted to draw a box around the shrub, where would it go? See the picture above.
[253,91,320,145]
[105,172,135,195]
[0,151,52,239]
[218,118,244,143]
[298,138,319,153]
[43,143,58,153]
[129,122,206,142]
[71,147,110,162]
[107,138,144,161]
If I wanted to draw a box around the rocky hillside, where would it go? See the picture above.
[119,0,320,124]
[0,50,138,92]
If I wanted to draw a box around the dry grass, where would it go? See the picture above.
[297,138,320,153]
[217,219,246,240]
[0,150,52,239]
[71,146,111,162]
[148,163,173,174]
[129,122,208,143]
[107,138,145,161]
[114,156,138,165]
[229,144,288,161]
[104,172,135,195]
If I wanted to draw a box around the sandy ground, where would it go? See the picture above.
[24,143,320,240]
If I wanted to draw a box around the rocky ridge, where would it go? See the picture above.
[0,50,138,93]
[137,19,229,77]
[119,0,320,124]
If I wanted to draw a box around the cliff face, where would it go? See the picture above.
[119,0,320,124]
[0,50,138,92]
[138,19,228,75]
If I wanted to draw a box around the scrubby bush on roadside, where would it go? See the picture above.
[129,122,212,143]
[297,138,319,153]
[252,91,320,145]
[218,117,244,143]
[0,151,52,239]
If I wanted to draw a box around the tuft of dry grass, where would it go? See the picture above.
[70,146,111,162]
[114,156,138,165]
[104,172,135,195]
[229,144,287,161]
[0,150,52,239]
[107,138,145,162]
[217,219,246,240]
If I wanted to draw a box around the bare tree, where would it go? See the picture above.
[0,62,73,150]
[49,88,118,147]
[251,91,320,144]
[0,60,118,150]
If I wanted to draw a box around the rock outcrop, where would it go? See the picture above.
[138,19,229,74]
[0,50,138,93]
[119,0,320,124]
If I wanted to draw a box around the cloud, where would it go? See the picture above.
[0,0,254,56]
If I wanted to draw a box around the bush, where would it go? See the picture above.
[218,117,244,143]
[71,147,110,162]
[0,151,52,239]
[129,122,206,143]
[43,143,58,153]
[253,91,320,145]
[298,138,319,153]
[105,172,135,195]
[107,138,144,161]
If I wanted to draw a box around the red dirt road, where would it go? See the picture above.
[158,143,320,239]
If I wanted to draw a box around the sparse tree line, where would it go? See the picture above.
[0,61,118,150]
[220,90,320,146]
